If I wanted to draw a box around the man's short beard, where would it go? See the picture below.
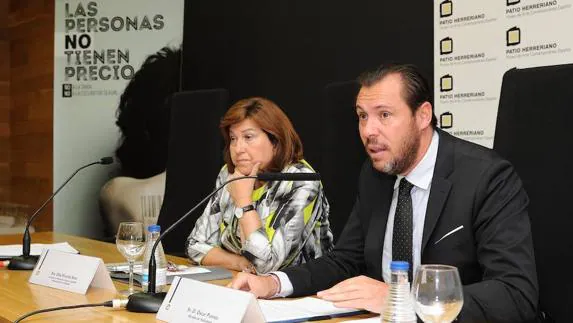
[381,128,421,175]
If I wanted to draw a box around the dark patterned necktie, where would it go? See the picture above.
[392,178,414,279]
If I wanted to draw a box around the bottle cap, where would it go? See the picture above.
[148,224,161,233]
[390,261,409,271]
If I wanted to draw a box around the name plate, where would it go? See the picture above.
[157,276,265,323]
[29,249,116,294]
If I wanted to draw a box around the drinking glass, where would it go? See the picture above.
[411,265,463,323]
[116,222,146,295]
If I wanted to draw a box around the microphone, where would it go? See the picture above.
[8,157,115,270]
[126,172,320,313]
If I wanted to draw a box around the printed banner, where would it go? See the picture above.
[434,0,573,148]
[53,0,184,236]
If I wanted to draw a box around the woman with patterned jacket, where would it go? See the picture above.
[186,97,333,274]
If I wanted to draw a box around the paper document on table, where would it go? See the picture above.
[259,297,364,322]
[0,242,79,258]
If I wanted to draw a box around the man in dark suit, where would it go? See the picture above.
[230,64,538,322]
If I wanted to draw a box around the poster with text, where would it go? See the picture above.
[53,0,184,237]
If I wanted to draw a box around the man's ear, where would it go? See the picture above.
[416,102,433,130]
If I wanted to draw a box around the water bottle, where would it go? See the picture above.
[141,224,168,293]
[381,261,417,323]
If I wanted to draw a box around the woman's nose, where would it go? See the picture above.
[233,139,245,152]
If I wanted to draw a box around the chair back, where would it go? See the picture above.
[320,81,365,241]
[494,64,573,322]
[157,89,229,256]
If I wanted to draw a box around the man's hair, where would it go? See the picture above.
[219,97,304,173]
[115,46,181,179]
[357,63,437,127]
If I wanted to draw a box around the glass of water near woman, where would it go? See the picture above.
[411,264,464,323]
[115,222,146,295]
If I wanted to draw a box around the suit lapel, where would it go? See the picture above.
[421,129,454,254]
[422,177,451,252]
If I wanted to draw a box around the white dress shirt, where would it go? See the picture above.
[381,130,439,283]
[273,130,440,296]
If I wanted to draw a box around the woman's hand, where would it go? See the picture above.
[227,162,260,207]
[237,257,257,274]
[202,247,256,273]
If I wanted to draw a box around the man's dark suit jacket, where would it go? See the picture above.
[283,129,538,323]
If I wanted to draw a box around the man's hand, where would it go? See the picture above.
[227,163,260,207]
[316,275,389,313]
[228,272,278,299]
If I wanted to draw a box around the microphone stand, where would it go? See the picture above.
[8,158,113,270]
[126,175,259,313]
[126,171,321,313]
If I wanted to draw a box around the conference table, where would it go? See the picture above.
[0,232,375,322]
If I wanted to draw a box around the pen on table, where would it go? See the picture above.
[106,262,143,271]
[307,310,369,321]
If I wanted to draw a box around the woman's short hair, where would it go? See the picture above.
[220,97,303,173]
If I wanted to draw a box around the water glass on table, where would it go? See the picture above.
[411,264,463,323]
[115,221,146,295]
